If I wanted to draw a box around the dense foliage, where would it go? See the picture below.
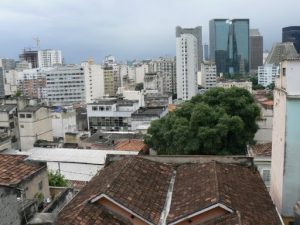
[48,170,68,187]
[135,82,144,91]
[145,87,260,155]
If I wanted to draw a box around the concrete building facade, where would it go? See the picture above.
[46,65,85,105]
[199,62,217,89]
[38,49,63,68]
[18,106,53,151]
[250,29,263,72]
[176,28,199,100]
[258,64,279,87]
[271,58,300,223]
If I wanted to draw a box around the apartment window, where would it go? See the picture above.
[282,68,286,76]
[92,106,98,111]
[20,125,24,128]
[262,169,270,183]
[19,114,25,118]
[26,114,32,118]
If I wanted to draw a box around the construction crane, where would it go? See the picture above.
[33,37,40,49]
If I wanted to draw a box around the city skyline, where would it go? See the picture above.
[0,0,299,63]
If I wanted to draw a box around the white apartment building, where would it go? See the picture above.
[87,98,139,133]
[38,49,63,68]
[18,106,53,151]
[176,31,199,100]
[199,62,217,89]
[134,63,149,84]
[216,81,252,93]
[144,72,173,95]
[82,61,104,103]
[46,65,85,106]
[258,64,279,87]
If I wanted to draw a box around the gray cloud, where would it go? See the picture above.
[0,0,299,63]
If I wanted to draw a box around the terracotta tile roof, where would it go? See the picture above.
[250,142,272,157]
[0,154,45,186]
[114,139,148,152]
[58,157,173,225]
[57,157,282,225]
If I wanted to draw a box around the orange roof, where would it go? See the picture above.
[0,154,45,186]
[168,104,177,112]
[114,139,147,152]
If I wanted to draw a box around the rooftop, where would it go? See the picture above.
[132,107,166,117]
[57,157,282,225]
[114,139,148,152]
[0,104,17,112]
[249,142,272,157]
[18,105,43,113]
[0,154,45,186]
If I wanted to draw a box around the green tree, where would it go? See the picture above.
[48,170,68,187]
[145,87,260,155]
[135,83,144,91]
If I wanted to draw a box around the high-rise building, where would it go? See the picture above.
[38,49,63,68]
[282,26,300,53]
[271,58,300,223]
[209,19,250,75]
[176,26,200,100]
[46,65,86,105]
[250,29,263,72]
[0,58,16,71]
[19,49,39,68]
[176,26,203,70]
[258,64,279,87]
[149,57,176,95]
[203,44,209,60]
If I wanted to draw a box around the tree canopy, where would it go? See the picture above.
[145,87,260,155]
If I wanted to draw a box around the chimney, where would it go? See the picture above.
[294,201,300,225]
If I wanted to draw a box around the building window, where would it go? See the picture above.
[26,114,32,118]
[38,181,43,191]
[282,68,286,76]
[20,125,24,128]
[262,169,270,183]
[19,114,25,118]
[92,106,98,111]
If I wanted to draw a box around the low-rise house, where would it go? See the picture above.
[0,153,50,224]
[0,104,18,149]
[131,107,168,133]
[18,105,53,151]
[248,143,272,190]
[57,156,283,225]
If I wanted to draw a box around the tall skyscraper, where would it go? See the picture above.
[176,26,201,100]
[250,29,263,72]
[282,26,300,53]
[203,44,209,60]
[19,49,39,68]
[209,19,249,75]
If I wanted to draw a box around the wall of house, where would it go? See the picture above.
[270,88,286,214]
[98,197,148,225]
[51,111,77,139]
[0,186,20,225]
[281,99,300,217]
[254,104,273,143]
[174,207,227,225]
[19,168,50,201]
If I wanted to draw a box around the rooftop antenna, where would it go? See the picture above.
[33,37,40,49]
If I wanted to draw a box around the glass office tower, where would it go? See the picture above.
[209,19,249,75]
[282,26,300,53]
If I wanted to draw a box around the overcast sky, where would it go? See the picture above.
[0,0,299,63]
